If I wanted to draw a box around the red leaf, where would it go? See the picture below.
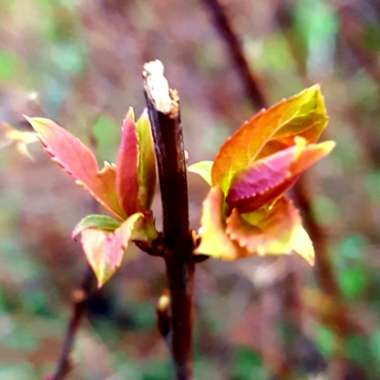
[226,139,335,213]
[116,109,140,215]
[26,117,126,220]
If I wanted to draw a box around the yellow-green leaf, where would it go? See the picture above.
[195,186,249,260]
[72,214,120,239]
[225,197,314,264]
[136,110,156,209]
[188,160,213,186]
[0,122,38,158]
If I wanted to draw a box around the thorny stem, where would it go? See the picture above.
[47,267,95,380]
[143,60,194,380]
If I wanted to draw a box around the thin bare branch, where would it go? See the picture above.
[47,268,95,380]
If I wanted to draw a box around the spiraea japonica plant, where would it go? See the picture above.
[26,60,334,380]
[189,84,334,264]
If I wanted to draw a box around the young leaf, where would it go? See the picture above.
[195,186,248,260]
[290,224,314,265]
[225,197,314,264]
[212,85,328,194]
[72,214,120,239]
[188,160,213,186]
[116,109,140,215]
[136,110,156,209]
[26,117,126,220]
[80,228,124,288]
[79,212,152,287]
[226,138,335,213]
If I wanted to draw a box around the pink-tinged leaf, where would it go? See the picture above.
[26,117,126,220]
[195,186,249,260]
[136,110,156,209]
[212,85,328,194]
[290,139,335,174]
[116,108,139,215]
[227,145,299,211]
[227,138,335,213]
[80,228,123,288]
[188,161,213,186]
[79,212,152,287]
[225,197,314,264]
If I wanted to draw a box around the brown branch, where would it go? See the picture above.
[202,0,267,109]
[337,3,380,90]
[143,60,195,380]
[47,267,95,380]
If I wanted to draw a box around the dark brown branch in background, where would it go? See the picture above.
[277,1,380,169]
[337,3,380,90]
[47,267,95,380]
[143,60,195,380]
[201,0,267,109]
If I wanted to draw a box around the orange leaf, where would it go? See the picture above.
[226,197,314,264]
[212,85,328,194]
[195,186,249,260]
[116,108,139,215]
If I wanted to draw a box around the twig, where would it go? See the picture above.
[202,0,267,109]
[47,267,95,380]
[143,60,195,380]
[337,2,380,90]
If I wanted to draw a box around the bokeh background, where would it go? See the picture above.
[1,0,380,379]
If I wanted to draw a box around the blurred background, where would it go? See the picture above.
[0,0,380,379]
